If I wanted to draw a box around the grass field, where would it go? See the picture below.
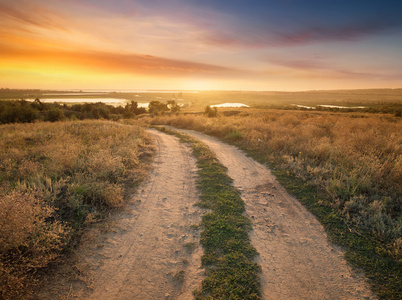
[0,120,153,299]
[1,88,401,298]
[147,108,402,299]
[2,88,401,115]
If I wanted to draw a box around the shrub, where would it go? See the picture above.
[44,108,65,122]
[0,120,153,298]
[0,191,68,299]
[205,105,217,117]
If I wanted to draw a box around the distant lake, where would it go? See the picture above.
[26,98,153,108]
[43,93,106,96]
[58,89,198,94]
[211,103,249,108]
[27,98,129,106]
[319,105,365,109]
[292,104,366,110]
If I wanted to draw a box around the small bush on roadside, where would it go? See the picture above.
[0,120,153,298]
[0,190,68,300]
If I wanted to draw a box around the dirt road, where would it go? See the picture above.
[38,128,375,299]
[84,129,205,300]
[38,129,205,299]
[170,127,375,300]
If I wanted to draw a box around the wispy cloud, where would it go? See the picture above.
[202,17,402,49]
[1,0,401,90]
[267,57,401,80]
[78,51,237,76]
[274,19,402,46]
[0,2,66,31]
[0,43,237,77]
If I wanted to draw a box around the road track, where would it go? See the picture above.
[37,127,375,299]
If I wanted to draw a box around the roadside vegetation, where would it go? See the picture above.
[0,120,153,299]
[0,99,147,123]
[158,127,261,299]
[148,109,401,299]
[0,98,182,124]
[1,89,400,298]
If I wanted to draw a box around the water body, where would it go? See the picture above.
[211,103,249,108]
[59,89,198,94]
[318,105,365,109]
[27,98,128,106]
[43,93,106,96]
[292,104,366,110]
[137,102,150,108]
[294,104,315,109]
[27,98,154,108]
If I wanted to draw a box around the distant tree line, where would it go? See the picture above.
[0,99,181,124]
[148,100,181,115]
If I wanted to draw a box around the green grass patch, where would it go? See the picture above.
[152,123,401,300]
[270,166,402,299]
[228,140,402,300]
[156,127,261,299]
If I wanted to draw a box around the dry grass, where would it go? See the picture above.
[0,120,153,299]
[148,110,401,253]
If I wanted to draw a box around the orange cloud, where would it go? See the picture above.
[266,57,402,81]
[0,2,238,80]
[0,43,237,78]
[0,2,66,31]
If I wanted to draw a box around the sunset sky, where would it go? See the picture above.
[1,0,402,91]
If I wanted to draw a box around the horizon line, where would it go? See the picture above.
[1,87,402,93]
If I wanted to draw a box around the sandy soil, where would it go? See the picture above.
[37,129,205,299]
[37,127,376,300]
[170,127,376,300]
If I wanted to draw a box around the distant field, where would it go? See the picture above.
[185,89,402,115]
[1,88,401,111]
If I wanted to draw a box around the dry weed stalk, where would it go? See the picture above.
[0,120,153,299]
[149,111,401,252]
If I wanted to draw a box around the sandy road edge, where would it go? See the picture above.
[34,129,206,300]
[166,126,376,300]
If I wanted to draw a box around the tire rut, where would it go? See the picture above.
[37,129,205,300]
[170,127,376,300]
[84,129,204,300]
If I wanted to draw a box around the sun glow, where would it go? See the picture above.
[0,1,401,90]
[184,80,215,91]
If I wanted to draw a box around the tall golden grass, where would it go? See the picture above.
[148,110,401,255]
[0,120,153,299]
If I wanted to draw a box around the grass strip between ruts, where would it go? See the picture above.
[151,122,401,300]
[155,127,261,300]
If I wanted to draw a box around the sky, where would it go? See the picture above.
[1,0,402,91]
